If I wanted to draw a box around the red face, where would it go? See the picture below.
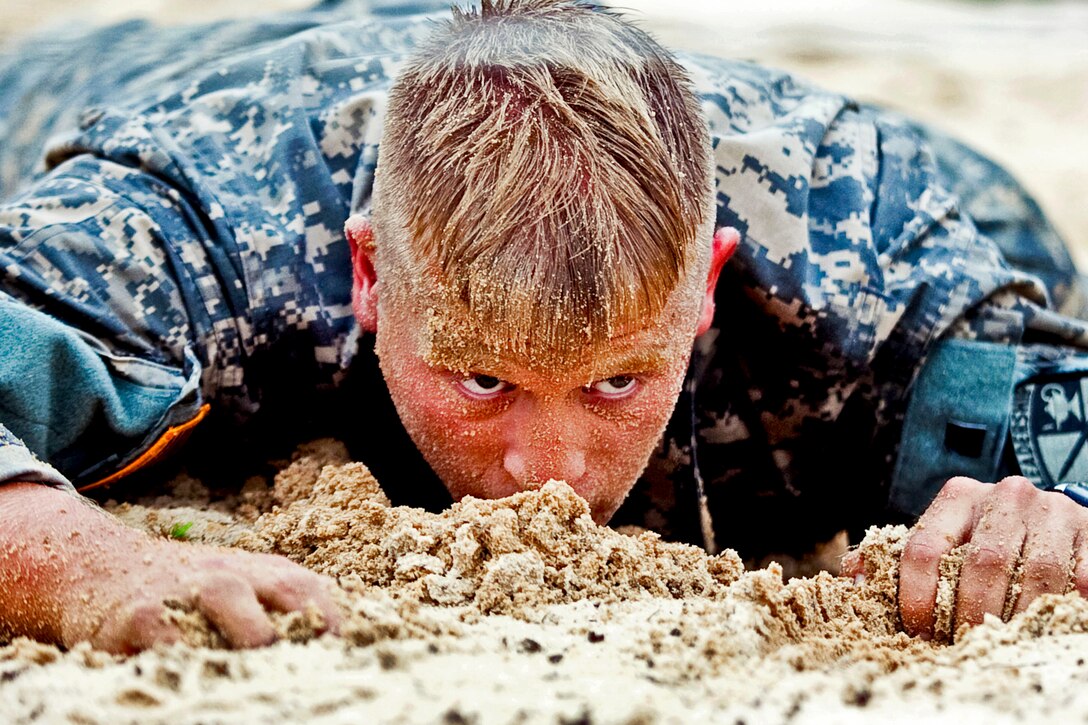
[374,305,695,523]
[347,217,737,524]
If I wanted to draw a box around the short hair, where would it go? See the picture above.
[371,0,714,366]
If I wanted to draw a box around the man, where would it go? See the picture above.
[1,0,1086,653]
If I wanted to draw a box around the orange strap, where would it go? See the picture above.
[77,404,211,493]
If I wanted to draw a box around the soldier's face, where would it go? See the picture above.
[348,218,737,523]
[374,302,695,523]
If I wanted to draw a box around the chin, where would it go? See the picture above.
[569,483,630,526]
[587,499,624,526]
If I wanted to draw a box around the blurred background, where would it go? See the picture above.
[1,0,1085,264]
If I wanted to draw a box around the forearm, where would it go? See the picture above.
[0,482,142,644]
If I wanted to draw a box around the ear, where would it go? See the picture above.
[345,214,379,333]
[695,226,739,336]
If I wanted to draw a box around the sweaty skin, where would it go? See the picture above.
[347,215,738,524]
[843,475,1088,639]
[0,483,340,654]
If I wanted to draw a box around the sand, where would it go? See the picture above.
[4,441,1088,723]
[2,1,1088,722]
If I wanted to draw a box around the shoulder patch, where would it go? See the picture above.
[1011,377,1088,487]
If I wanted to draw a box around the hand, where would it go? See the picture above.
[67,539,342,654]
[847,476,1088,640]
[0,483,340,654]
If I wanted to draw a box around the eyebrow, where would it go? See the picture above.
[423,311,676,377]
[593,348,670,377]
[426,341,671,381]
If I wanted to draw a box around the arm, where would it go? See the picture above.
[0,275,340,653]
[0,157,342,652]
[0,482,340,653]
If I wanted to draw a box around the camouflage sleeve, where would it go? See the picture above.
[0,158,207,489]
[903,118,1086,319]
[0,424,71,490]
[881,121,1088,517]
[0,8,431,489]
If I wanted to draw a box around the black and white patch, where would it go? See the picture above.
[1012,376,1088,487]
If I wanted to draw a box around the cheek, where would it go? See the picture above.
[612,390,676,453]
[377,347,507,492]
[577,378,687,520]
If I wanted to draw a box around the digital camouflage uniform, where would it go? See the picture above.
[2,1,1086,559]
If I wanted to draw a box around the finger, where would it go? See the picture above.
[1013,494,1080,615]
[197,575,277,649]
[954,478,1033,631]
[840,551,863,580]
[94,600,183,655]
[255,570,342,635]
[899,477,980,639]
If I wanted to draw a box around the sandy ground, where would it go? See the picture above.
[4,441,1088,724]
[2,1,1088,723]
[6,441,1088,724]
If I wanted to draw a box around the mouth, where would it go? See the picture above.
[453,474,611,519]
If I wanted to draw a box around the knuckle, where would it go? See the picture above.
[124,601,167,632]
[200,572,252,600]
[273,571,316,596]
[942,477,981,497]
[902,539,942,568]
[1024,549,1066,576]
[995,476,1037,500]
[966,545,1012,576]
[1054,493,1087,519]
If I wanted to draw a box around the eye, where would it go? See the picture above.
[586,375,638,398]
[458,374,513,398]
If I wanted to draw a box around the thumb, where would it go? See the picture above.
[840,550,865,581]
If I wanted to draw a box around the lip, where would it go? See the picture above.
[460,472,594,505]
[450,475,535,503]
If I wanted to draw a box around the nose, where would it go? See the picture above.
[503,446,586,487]
[501,400,587,487]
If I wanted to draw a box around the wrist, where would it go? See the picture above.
[0,483,143,643]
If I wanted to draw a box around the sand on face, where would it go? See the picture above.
[4,442,1088,724]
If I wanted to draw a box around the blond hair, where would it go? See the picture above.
[372,0,714,365]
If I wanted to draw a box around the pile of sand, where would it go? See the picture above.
[5,441,1086,723]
